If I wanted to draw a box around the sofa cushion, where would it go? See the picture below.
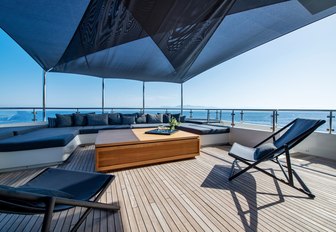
[108,113,121,125]
[13,125,47,136]
[0,130,14,140]
[131,123,168,129]
[48,117,57,128]
[136,114,147,124]
[79,125,131,134]
[87,114,108,126]
[147,114,163,123]
[56,114,73,127]
[122,115,136,125]
[177,123,230,135]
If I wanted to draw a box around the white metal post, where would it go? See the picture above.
[42,70,47,121]
[181,83,183,115]
[143,81,145,113]
[102,78,105,113]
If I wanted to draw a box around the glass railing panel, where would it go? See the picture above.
[0,110,35,124]
[277,110,329,132]
[241,110,274,126]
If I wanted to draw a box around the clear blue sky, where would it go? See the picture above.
[0,14,336,109]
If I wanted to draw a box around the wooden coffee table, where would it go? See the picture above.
[95,128,200,172]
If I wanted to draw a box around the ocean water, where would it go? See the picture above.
[0,109,333,133]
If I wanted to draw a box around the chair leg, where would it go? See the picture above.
[70,207,93,232]
[229,159,237,180]
[41,197,56,232]
[284,147,294,186]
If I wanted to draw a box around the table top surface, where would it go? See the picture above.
[95,128,199,147]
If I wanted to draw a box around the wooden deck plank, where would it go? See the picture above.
[0,145,335,232]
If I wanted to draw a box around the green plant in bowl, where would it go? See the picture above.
[169,117,180,130]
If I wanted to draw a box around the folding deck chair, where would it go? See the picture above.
[228,118,325,198]
[0,168,119,232]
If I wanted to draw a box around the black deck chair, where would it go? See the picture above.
[0,168,119,232]
[228,118,326,198]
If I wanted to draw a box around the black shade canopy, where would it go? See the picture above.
[1,0,336,83]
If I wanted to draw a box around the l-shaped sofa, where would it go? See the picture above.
[0,112,229,172]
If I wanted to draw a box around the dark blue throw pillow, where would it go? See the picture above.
[254,143,277,160]
[56,114,73,127]
[163,113,171,123]
[171,113,181,122]
[147,114,163,123]
[136,114,147,124]
[122,115,136,125]
[87,114,108,126]
[73,113,95,126]
[108,113,121,125]
[48,117,57,128]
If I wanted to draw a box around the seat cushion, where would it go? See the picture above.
[177,123,230,135]
[79,125,131,134]
[0,128,79,152]
[229,142,277,161]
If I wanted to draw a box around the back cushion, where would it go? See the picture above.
[87,114,108,126]
[48,117,57,128]
[147,114,163,123]
[122,115,136,125]
[163,113,171,123]
[136,114,147,124]
[73,112,95,126]
[108,113,121,125]
[56,114,73,127]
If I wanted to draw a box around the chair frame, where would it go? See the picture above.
[228,118,326,199]
[0,171,119,232]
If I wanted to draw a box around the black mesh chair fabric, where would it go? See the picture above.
[0,168,113,213]
[1,0,335,83]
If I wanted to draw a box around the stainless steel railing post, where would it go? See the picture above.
[190,109,193,119]
[271,110,277,132]
[219,110,222,121]
[240,110,244,122]
[32,108,37,122]
[207,110,210,123]
[327,111,334,134]
[231,110,235,127]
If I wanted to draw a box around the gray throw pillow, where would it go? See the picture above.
[56,114,73,127]
[122,115,136,125]
[136,114,147,124]
[87,114,108,126]
[147,114,163,123]
[254,143,277,160]
[108,113,121,125]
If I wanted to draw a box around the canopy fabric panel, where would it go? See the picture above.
[1,0,336,83]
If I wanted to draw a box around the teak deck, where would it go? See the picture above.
[0,145,335,232]
[95,129,200,172]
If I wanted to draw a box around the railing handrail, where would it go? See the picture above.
[0,107,334,134]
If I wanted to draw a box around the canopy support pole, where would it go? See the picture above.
[181,83,183,115]
[42,70,47,121]
[102,78,105,113]
[142,82,145,113]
